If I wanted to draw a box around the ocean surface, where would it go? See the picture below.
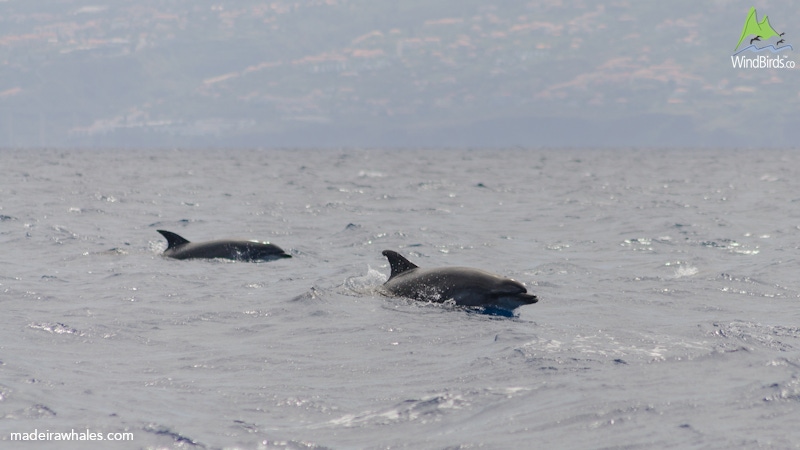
[2,148,800,449]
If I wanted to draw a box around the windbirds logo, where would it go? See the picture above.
[731,7,795,69]
[734,7,791,53]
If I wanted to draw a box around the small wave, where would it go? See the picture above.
[290,286,326,303]
[86,247,129,257]
[358,170,385,178]
[12,404,57,420]
[329,393,469,428]
[261,440,333,450]
[673,266,698,278]
[28,322,84,336]
[342,267,386,295]
[142,424,202,447]
[709,321,800,352]
[513,330,717,365]
[149,240,167,254]
[699,239,759,255]
[763,378,800,403]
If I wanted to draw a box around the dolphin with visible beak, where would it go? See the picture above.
[380,250,537,311]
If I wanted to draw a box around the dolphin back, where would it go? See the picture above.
[157,230,291,261]
[380,250,538,309]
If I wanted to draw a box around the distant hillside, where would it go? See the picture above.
[1,0,799,148]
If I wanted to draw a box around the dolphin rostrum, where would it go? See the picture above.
[157,230,291,262]
[380,250,537,310]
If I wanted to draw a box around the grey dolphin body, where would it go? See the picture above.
[381,250,537,310]
[157,230,291,262]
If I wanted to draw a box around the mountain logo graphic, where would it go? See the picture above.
[733,7,792,54]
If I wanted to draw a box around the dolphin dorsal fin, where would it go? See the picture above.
[157,230,190,249]
[382,250,419,279]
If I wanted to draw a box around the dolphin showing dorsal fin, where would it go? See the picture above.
[382,250,419,279]
[380,250,537,311]
[156,229,290,262]
[157,230,191,249]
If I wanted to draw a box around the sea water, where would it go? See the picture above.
[1,148,800,449]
